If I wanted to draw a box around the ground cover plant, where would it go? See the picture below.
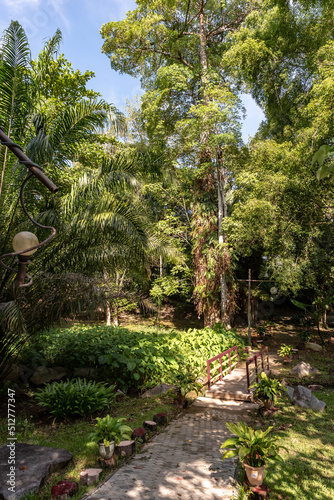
[35,379,116,419]
[18,323,246,392]
[250,389,334,499]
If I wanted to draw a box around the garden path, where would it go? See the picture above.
[82,394,258,499]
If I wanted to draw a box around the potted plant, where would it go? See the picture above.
[277,344,294,362]
[89,415,132,459]
[250,372,286,410]
[221,422,286,486]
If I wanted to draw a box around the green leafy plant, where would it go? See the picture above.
[256,326,267,339]
[221,422,286,468]
[20,324,245,392]
[277,344,294,358]
[35,378,116,419]
[172,367,202,397]
[291,298,334,344]
[89,415,132,445]
[250,372,286,408]
[298,330,312,342]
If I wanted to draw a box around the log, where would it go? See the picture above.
[143,420,157,432]
[79,468,102,486]
[153,413,167,425]
[132,427,147,442]
[115,440,135,457]
[101,454,117,468]
[50,480,78,500]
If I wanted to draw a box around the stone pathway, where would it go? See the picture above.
[82,403,255,500]
[81,350,272,500]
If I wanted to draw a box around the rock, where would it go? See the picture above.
[29,366,69,385]
[286,386,294,400]
[153,413,167,425]
[308,384,324,392]
[292,385,326,412]
[18,365,34,384]
[79,468,102,486]
[4,364,20,382]
[141,383,174,398]
[115,440,135,458]
[50,480,78,500]
[330,337,334,344]
[73,367,96,378]
[132,427,147,442]
[143,420,157,432]
[305,342,323,351]
[290,362,320,378]
[0,443,72,500]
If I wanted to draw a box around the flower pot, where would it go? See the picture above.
[98,440,115,459]
[284,355,292,363]
[244,463,266,486]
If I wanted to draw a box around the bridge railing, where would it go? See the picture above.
[245,346,269,393]
[206,346,240,390]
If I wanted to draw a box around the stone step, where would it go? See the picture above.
[192,397,258,411]
[205,389,252,401]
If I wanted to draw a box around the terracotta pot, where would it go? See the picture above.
[98,440,115,459]
[244,463,266,486]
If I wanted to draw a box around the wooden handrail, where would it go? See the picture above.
[245,346,269,393]
[207,346,240,390]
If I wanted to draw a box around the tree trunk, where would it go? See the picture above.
[193,2,221,328]
[217,161,231,327]
[106,302,111,326]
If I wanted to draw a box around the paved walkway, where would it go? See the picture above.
[82,403,256,500]
[81,350,279,500]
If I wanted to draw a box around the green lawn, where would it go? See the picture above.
[251,389,334,499]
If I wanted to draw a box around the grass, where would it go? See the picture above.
[249,389,334,499]
[0,392,180,500]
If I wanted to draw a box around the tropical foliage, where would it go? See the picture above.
[221,422,286,468]
[35,378,117,419]
[18,324,246,391]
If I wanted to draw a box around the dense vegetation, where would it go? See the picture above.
[19,324,245,391]
[1,2,334,381]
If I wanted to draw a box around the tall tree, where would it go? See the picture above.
[101,0,261,326]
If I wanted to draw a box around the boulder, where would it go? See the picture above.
[0,443,72,500]
[292,385,326,412]
[290,362,319,378]
[4,364,20,382]
[29,366,68,385]
[141,383,174,398]
[305,342,323,351]
[286,386,294,401]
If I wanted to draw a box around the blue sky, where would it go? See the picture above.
[0,0,264,142]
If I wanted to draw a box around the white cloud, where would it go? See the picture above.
[3,0,40,10]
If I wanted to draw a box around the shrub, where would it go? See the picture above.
[35,378,116,419]
[298,331,312,342]
[21,324,246,392]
